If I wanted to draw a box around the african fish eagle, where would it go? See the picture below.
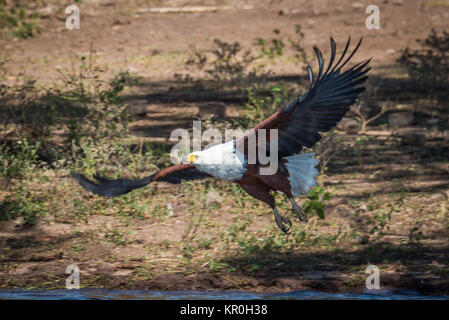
[72,37,371,233]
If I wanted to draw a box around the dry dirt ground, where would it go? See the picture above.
[1,0,449,295]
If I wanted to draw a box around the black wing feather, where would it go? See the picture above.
[71,173,153,197]
[273,37,370,158]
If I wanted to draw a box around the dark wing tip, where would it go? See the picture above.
[72,172,126,197]
[306,65,314,89]
[313,46,324,81]
[71,173,105,196]
[330,36,351,73]
[323,37,337,78]
[72,171,154,197]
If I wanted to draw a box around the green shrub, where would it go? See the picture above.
[0,53,138,175]
[0,0,42,38]
[255,25,307,62]
[255,29,285,59]
[0,139,40,179]
[56,58,136,170]
[398,29,449,103]
[303,186,331,219]
[175,38,269,92]
[0,183,46,226]
[237,85,292,128]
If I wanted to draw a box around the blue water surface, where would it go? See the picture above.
[0,289,448,300]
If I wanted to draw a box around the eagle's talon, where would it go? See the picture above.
[274,207,292,234]
[289,197,308,223]
[296,207,308,223]
[276,218,291,234]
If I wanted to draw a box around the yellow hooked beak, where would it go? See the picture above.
[188,154,198,163]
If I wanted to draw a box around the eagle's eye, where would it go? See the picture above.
[188,154,199,163]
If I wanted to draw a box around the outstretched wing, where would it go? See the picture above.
[72,163,194,197]
[253,37,371,158]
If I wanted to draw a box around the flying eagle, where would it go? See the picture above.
[72,37,370,234]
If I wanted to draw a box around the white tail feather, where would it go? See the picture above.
[283,152,319,197]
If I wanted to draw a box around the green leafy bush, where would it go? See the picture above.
[238,85,291,128]
[175,38,269,92]
[303,186,331,219]
[255,29,285,59]
[1,52,138,172]
[0,139,40,179]
[55,56,136,166]
[0,183,46,227]
[0,54,141,225]
[0,0,42,38]
[255,25,307,62]
[398,29,449,102]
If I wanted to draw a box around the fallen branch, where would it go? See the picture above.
[351,103,388,134]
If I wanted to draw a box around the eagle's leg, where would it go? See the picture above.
[273,206,292,234]
[289,197,308,223]
[238,181,292,234]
